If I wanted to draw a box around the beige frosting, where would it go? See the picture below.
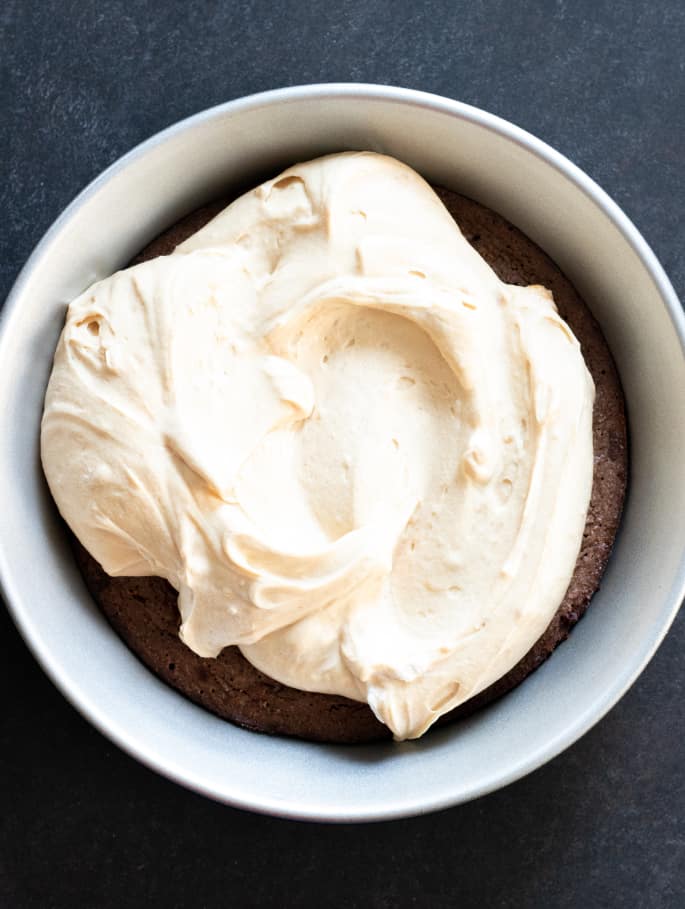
[41,152,594,740]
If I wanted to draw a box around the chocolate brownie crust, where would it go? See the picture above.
[73,187,628,743]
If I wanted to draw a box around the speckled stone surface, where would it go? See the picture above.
[1,2,683,907]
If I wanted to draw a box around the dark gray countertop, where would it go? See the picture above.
[2,2,683,906]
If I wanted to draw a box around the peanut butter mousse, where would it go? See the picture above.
[41,152,594,740]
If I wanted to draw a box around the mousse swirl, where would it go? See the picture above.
[41,153,594,739]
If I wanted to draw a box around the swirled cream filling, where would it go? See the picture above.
[41,152,594,740]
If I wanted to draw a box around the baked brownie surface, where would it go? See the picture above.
[73,187,628,744]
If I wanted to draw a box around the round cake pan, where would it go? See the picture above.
[1,84,683,822]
